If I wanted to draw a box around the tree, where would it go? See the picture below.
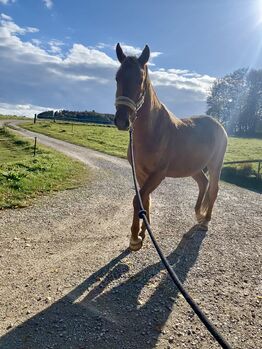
[207,68,248,134]
[239,69,262,135]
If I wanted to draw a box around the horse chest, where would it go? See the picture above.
[137,150,166,177]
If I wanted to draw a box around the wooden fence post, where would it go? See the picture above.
[33,137,37,156]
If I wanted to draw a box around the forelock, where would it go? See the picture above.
[121,56,141,72]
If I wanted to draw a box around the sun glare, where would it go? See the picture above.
[256,0,262,25]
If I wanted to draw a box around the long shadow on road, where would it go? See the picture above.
[0,227,207,349]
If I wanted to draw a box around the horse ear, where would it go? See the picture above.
[138,45,150,66]
[116,43,126,63]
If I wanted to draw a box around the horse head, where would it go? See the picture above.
[114,43,150,130]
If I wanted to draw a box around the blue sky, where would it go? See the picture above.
[0,0,262,117]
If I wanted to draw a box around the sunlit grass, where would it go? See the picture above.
[0,127,89,209]
[0,114,28,120]
[226,137,262,162]
[23,121,129,158]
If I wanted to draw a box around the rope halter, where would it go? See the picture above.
[115,93,145,114]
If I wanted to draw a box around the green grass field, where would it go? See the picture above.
[23,120,262,163]
[0,114,29,120]
[23,121,128,158]
[226,137,262,162]
[0,127,89,209]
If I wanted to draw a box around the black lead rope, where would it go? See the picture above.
[129,127,232,349]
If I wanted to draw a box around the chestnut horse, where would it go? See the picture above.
[114,43,227,251]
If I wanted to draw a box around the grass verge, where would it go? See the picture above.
[0,127,89,209]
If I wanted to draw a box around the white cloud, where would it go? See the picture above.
[150,68,215,116]
[0,102,52,117]
[64,44,118,67]
[120,44,162,60]
[0,13,39,35]
[0,16,215,117]
[43,0,53,9]
[150,68,215,100]
[31,38,42,46]
[1,13,11,20]
[0,15,118,114]
[48,39,64,54]
[0,0,15,4]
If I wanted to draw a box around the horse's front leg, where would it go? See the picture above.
[139,194,151,240]
[129,171,165,251]
[130,194,143,251]
[130,194,150,251]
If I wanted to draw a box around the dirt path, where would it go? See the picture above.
[0,120,261,349]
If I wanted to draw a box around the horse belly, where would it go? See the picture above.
[166,150,212,178]
[166,163,206,178]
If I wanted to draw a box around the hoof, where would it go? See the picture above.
[129,236,143,251]
[197,220,209,231]
[196,213,210,229]
[197,224,208,231]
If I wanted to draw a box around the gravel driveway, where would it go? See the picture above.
[0,121,261,349]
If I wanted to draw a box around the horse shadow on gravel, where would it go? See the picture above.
[0,226,207,349]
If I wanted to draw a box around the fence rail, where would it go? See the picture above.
[223,159,261,179]
[224,160,261,165]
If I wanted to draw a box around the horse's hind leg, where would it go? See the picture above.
[192,171,209,223]
[203,167,220,224]
[200,154,225,227]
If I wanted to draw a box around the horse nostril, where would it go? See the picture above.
[124,118,130,129]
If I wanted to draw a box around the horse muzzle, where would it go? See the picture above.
[114,110,130,130]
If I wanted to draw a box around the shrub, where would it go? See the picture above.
[237,164,255,177]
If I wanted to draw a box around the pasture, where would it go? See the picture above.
[23,120,262,164]
[23,121,128,158]
[0,127,89,209]
[0,115,28,120]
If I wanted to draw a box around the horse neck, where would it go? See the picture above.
[135,78,163,130]
[136,73,182,132]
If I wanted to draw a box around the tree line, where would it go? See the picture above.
[37,109,114,124]
[207,68,262,136]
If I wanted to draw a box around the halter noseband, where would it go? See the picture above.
[115,93,145,113]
